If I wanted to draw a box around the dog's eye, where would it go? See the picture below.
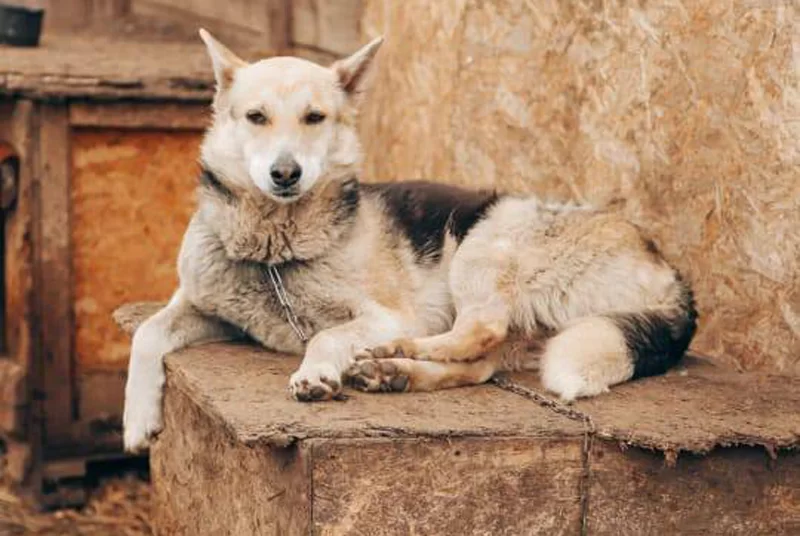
[245,110,268,125]
[304,111,326,125]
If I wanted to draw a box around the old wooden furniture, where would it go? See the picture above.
[0,11,355,501]
[0,34,212,505]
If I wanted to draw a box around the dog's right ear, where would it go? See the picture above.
[199,28,247,94]
[332,36,384,102]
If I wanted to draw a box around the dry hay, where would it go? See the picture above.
[0,476,151,536]
[360,0,800,374]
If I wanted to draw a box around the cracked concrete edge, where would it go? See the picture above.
[489,374,799,458]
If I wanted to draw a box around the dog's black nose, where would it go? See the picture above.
[270,154,302,188]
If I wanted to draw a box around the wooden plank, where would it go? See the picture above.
[131,0,261,50]
[41,371,127,459]
[10,0,91,32]
[291,0,363,56]
[36,104,75,448]
[1,101,36,373]
[132,0,289,52]
[12,0,131,31]
[0,359,26,436]
[0,36,217,102]
[0,140,12,357]
[69,101,210,130]
[267,0,292,54]
[0,99,41,486]
[1,101,34,429]
[1,438,33,484]
[76,370,125,442]
[89,0,132,21]
[0,34,331,101]
[135,0,283,40]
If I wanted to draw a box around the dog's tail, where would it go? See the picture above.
[540,274,697,401]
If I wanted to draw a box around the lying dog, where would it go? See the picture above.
[122,29,697,452]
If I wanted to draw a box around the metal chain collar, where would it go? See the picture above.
[267,264,309,344]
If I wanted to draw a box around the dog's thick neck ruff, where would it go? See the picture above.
[197,166,360,266]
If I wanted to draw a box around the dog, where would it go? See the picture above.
[122,29,698,452]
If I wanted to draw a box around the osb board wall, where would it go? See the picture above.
[360,0,800,373]
[71,129,202,369]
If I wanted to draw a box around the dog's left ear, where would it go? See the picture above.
[199,28,247,94]
[332,36,384,101]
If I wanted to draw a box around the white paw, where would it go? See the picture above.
[123,395,163,453]
[123,364,165,453]
[289,362,344,402]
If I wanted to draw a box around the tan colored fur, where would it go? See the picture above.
[122,31,694,453]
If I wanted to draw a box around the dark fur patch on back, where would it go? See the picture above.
[362,180,501,262]
[199,168,235,202]
[612,273,698,379]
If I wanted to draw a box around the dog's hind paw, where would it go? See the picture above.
[345,359,410,393]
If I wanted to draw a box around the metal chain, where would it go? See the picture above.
[267,265,309,344]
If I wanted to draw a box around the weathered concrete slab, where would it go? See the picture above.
[153,345,586,535]
[504,355,800,454]
[588,443,800,535]
[310,437,583,535]
[153,380,311,536]
[116,302,800,534]
[167,343,584,447]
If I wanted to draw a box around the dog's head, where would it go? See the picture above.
[198,29,383,204]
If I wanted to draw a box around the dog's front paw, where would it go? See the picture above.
[289,363,344,402]
[123,389,164,453]
[123,356,166,453]
[345,359,410,393]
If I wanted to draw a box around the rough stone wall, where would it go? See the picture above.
[359,0,800,373]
